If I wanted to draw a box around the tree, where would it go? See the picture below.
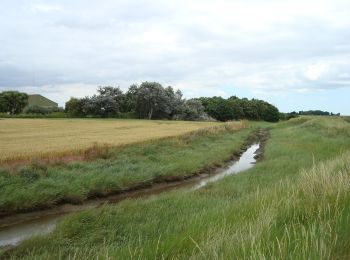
[63,83,281,122]
[122,84,139,113]
[164,87,185,119]
[135,82,170,119]
[198,95,280,122]
[298,110,333,116]
[0,91,28,114]
[65,97,85,117]
[261,102,279,122]
[90,86,124,117]
[228,96,244,120]
[180,99,207,121]
[200,97,234,121]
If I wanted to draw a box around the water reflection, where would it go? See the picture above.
[194,143,260,189]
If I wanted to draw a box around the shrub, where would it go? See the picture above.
[24,105,64,115]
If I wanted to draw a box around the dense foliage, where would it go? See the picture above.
[199,96,280,122]
[65,82,280,122]
[0,83,280,122]
[0,91,28,115]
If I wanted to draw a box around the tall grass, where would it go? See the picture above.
[342,116,350,123]
[4,117,350,259]
[191,151,350,259]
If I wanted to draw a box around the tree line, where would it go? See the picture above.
[298,110,340,116]
[0,82,280,122]
[65,82,280,122]
[280,110,341,120]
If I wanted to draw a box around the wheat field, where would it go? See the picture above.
[0,118,220,161]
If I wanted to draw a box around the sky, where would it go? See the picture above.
[1,0,350,114]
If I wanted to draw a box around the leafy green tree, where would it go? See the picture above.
[0,91,28,114]
[228,96,244,120]
[65,97,85,117]
[180,99,207,121]
[199,96,279,122]
[135,82,170,119]
[261,102,279,122]
[164,86,185,119]
[122,84,139,113]
[200,97,233,121]
[89,86,124,117]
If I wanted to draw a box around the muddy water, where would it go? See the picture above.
[194,143,260,189]
[0,215,57,247]
[0,143,260,247]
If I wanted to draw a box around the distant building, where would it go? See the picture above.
[27,94,58,108]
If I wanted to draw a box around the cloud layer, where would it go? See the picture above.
[1,0,350,113]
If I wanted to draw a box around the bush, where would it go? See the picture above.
[24,105,50,114]
[24,105,64,115]
[115,112,137,119]
[50,112,67,118]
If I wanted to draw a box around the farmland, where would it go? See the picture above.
[0,119,219,161]
[2,116,350,259]
[0,120,248,215]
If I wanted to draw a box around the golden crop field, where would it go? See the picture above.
[0,118,220,161]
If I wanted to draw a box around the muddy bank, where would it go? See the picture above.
[0,176,204,230]
[0,128,269,221]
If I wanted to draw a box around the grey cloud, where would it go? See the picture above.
[1,0,350,113]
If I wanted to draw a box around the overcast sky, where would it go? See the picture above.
[1,0,350,114]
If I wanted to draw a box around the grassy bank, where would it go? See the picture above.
[0,121,251,215]
[5,116,350,259]
[0,118,219,161]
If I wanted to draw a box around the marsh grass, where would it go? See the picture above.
[4,117,350,259]
[193,153,350,259]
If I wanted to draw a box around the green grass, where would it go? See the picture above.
[4,116,350,259]
[0,121,250,215]
[343,116,350,123]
